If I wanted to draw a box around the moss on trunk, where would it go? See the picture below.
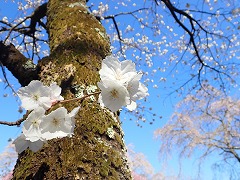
[12,0,132,179]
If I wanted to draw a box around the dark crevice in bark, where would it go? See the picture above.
[29,163,50,180]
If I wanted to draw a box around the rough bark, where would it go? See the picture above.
[12,0,132,179]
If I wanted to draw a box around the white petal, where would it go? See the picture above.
[132,82,149,101]
[38,97,52,110]
[20,98,39,110]
[27,80,50,97]
[69,106,80,118]
[99,55,138,85]
[41,131,69,140]
[13,134,44,153]
[28,140,44,152]
[100,56,122,81]
[13,134,29,154]
[102,55,120,70]
[22,107,45,142]
[49,82,64,102]
[98,94,104,107]
[121,60,137,74]
[127,73,142,98]
[40,107,73,140]
[68,106,80,134]
[40,107,67,133]
[126,101,137,111]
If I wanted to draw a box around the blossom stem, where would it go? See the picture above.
[55,91,101,105]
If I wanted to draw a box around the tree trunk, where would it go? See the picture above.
[12,0,132,179]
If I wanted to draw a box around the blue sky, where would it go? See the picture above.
[0,0,239,179]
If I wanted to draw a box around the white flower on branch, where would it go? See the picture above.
[22,107,45,142]
[98,80,130,112]
[18,80,52,110]
[98,55,148,112]
[18,80,64,110]
[99,55,137,85]
[40,107,78,140]
[13,106,80,153]
[13,78,81,153]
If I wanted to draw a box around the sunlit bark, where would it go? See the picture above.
[10,0,131,179]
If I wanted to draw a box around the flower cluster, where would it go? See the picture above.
[12,55,148,153]
[13,80,80,153]
[98,55,148,112]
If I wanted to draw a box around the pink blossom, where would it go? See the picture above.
[2,171,13,180]
[132,172,147,180]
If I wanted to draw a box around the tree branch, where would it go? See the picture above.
[94,8,150,55]
[0,42,38,86]
[0,118,25,127]
[156,0,235,91]
[25,2,47,35]
[0,111,31,126]
[2,3,47,42]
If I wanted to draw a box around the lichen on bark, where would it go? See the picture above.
[12,0,132,179]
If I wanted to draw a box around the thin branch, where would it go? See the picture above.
[96,8,150,55]
[2,3,47,43]
[0,118,25,126]
[0,111,31,126]
[55,91,101,105]
[3,16,31,44]
[0,61,18,95]
[157,0,235,90]
[102,15,124,54]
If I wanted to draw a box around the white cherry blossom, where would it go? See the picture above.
[18,80,52,110]
[99,55,137,85]
[40,107,76,140]
[18,80,64,110]
[22,107,45,142]
[98,55,148,112]
[98,80,130,112]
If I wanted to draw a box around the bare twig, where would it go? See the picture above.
[0,61,18,95]
[95,8,150,54]
[59,91,101,104]
[0,111,31,126]
[2,3,47,44]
